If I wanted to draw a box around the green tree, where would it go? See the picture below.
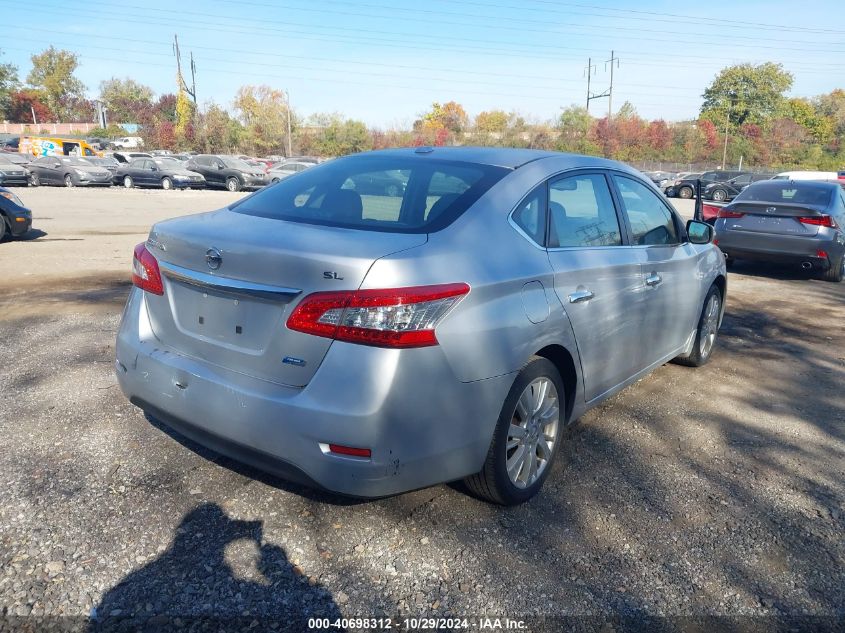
[196,104,243,153]
[99,77,154,123]
[309,114,371,156]
[474,110,509,135]
[700,63,793,128]
[555,105,598,154]
[26,47,86,121]
[0,48,20,120]
[814,89,845,139]
[780,97,833,143]
[234,85,292,155]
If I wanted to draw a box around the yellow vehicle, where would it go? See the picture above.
[19,136,102,158]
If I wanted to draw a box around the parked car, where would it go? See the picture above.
[666,170,746,199]
[714,179,845,281]
[111,151,152,164]
[28,156,113,187]
[184,155,268,191]
[116,157,207,190]
[86,137,110,151]
[1,153,32,167]
[643,171,673,189]
[343,169,407,196]
[115,147,726,504]
[0,187,32,240]
[0,155,30,187]
[704,173,775,202]
[109,137,145,150]
[773,171,838,181]
[85,156,120,175]
[267,160,314,183]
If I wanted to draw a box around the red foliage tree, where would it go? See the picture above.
[6,90,53,123]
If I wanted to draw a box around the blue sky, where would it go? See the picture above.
[1,0,843,127]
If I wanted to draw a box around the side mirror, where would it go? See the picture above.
[53,162,61,168]
[150,165,158,171]
[686,219,713,245]
[217,164,224,170]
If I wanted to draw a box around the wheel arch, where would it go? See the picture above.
[712,273,727,325]
[534,344,578,425]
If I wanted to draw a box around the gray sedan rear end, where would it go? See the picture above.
[115,147,726,504]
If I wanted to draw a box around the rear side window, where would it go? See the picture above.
[511,186,546,246]
[613,175,679,245]
[232,156,508,233]
[548,173,622,248]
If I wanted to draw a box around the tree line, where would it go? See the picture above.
[1,47,843,169]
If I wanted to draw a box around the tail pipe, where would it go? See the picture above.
[801,262,813,270]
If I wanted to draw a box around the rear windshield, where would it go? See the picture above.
[735,182,833,207]
[231,155,509,233]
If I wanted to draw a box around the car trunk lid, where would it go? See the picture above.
[720,201,828,237]
[143,209,427,387]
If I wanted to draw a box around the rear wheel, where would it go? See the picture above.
[821,254,844,282]
[678,186,693,199]
[29,173,40,187]
[123,175,134,189]
[64,174,75,187]
[674,285,722,367]
[226,177,241,192]
[161,176,173,190]
[712,189,727,202]
[465,356,564,505]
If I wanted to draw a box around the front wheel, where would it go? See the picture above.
[712,189,727,202]
[226,177,242,192]
[64,174,75,187]
[678,186,693,199]
[0,216,7,242]
[821,254,844,282]
[465,356,564,505]
[29,173,40,187]
[123,176,134,189]
[161,176,173,190]
[674,285,722,367]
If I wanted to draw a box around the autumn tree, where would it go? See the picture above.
[6,90,52,123]
[195,104,244,154]
[556,105,598,154]
[99,78,154,123]
[474,110,509,135]
[417,101,468,135]
[234,85,292,155]
[26,47,86,121]
[0,48,19,120]
[305,113,371,156]
[700,62,793,128]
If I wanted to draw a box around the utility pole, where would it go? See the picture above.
[584,58,595,111]
[173,35,197,104]
[606,50,619,121]
[584,51,619,116]
[721,98,732,170]
[285,89,292,158]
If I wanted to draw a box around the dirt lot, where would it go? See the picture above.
[0,188,843,631]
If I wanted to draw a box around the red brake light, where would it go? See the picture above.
[132,243,164,295]
[287,283,470,348]
[717,208,744,219]
[798,215,838,228]
[328,444,371,458]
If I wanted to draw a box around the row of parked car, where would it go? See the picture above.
[0,150,320,192]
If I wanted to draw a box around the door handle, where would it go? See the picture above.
[568,289,595,304]
[645,273,663,287]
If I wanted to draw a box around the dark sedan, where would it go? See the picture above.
[116,157,206,190]
[0,155,30,187]
[704,173,775,202]
[714,180,845,281]
[185,155,268,191]
[344,170,407,196]
[0,187,32,240]
[28,156,113,187]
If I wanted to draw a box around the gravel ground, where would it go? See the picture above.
[0,188,843,632]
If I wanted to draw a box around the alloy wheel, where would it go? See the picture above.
[699,294,720,358]
[506,378,560,489]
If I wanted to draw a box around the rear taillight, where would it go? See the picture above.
[717,208,744,219]
[132,243,164,295]
[287,283,470,348]
[798,215,838,228]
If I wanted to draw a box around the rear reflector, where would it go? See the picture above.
[132,243,164,295]
[328,444,371,458]
[816,250,829,260]
[799,215,838,228]
[287,283,470,348]
[717,208,744,219]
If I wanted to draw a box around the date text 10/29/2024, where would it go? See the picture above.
[308,617,528,630]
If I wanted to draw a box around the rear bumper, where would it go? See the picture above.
[716,226,844,268]
[115,288,512,498]
[0,176,29,186]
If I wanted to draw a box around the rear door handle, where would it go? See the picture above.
[568,290,595,303]
[645,273,662,287]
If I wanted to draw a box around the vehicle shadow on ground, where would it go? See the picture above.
[8,228,48,241]
[87,502,342,631]
[727,260,827,282]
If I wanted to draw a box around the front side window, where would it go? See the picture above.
[548,173,622,248]
[232,156,507,233]
[613,175,679,246]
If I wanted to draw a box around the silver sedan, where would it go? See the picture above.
[115,147,726,504]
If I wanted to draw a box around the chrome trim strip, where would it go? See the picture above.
[159,261,301,301]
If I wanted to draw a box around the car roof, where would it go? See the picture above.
[746,179,839,192]
[362,146,580,169]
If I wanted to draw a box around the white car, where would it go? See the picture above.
[110,137,145,150]
[773,170,838,181]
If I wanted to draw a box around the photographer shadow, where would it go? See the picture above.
[88,502,341,632]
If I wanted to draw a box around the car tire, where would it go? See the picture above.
[64,174,75,187]
[674,285,722,367]
[226,177,242,192]
[678,186,693,199]
[0,215,7,242]
[712,189,727,202]
[123,176,134,189]
[161,176,173,190]
[29,173,40,187]
[821,254,844,283]
[465,356,565,505]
